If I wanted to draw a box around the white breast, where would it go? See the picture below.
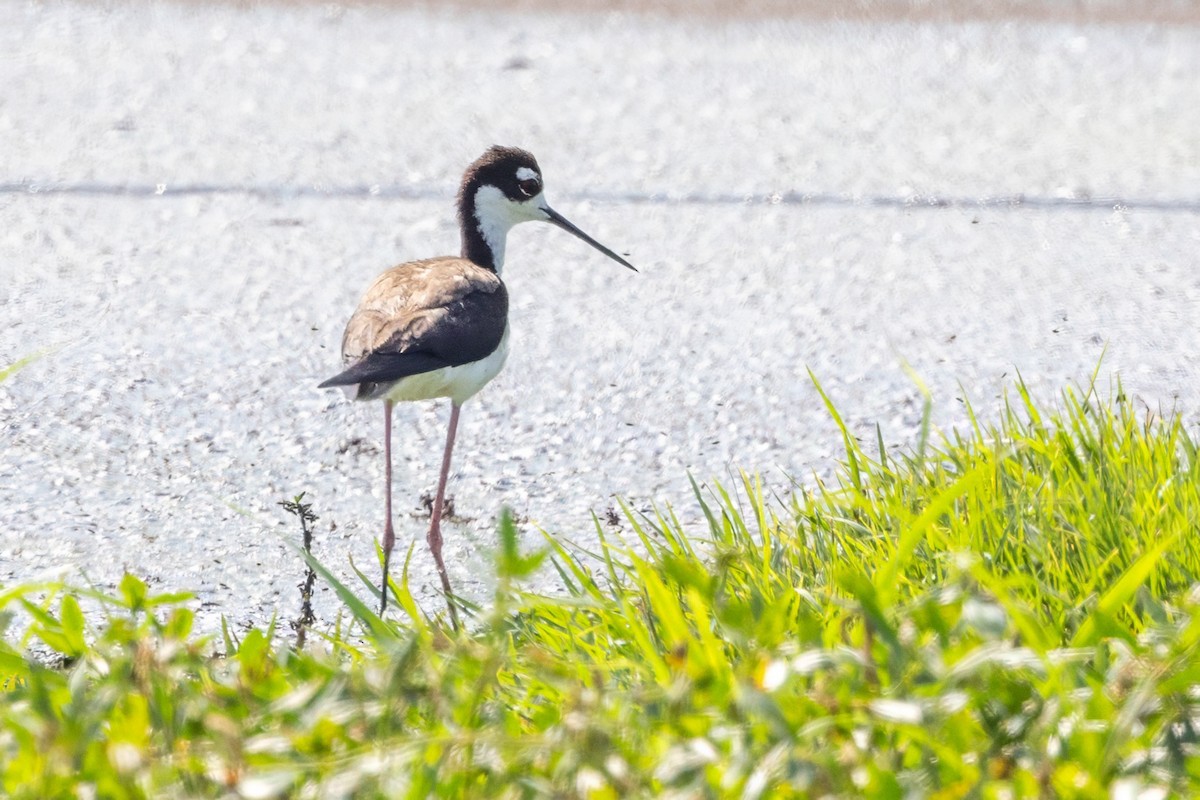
[383,327,510,406]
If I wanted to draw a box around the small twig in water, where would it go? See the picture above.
[279,492,319,649]
[417,491,460,521]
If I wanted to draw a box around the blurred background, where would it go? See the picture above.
[2,0,1198,632]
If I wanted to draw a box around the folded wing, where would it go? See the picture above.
[319,258,508,400]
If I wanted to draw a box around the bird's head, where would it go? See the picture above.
[458,145,636,273]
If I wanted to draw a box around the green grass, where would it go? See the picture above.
[2,379,1200,798]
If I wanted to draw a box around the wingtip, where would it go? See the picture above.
[318,372,357,390]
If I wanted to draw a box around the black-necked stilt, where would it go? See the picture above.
[320,145,635,624]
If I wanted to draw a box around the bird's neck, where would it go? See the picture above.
[459,187,511,274]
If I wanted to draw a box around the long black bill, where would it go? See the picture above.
[543,205,637,272]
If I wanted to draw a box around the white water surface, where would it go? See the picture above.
[2,2,1199,634]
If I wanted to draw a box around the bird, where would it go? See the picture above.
[319,145,636,625]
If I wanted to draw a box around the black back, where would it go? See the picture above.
[318,276,509,400]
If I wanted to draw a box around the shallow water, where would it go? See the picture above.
[2,2,1199,635]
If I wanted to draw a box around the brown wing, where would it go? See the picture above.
[319,257,508,396]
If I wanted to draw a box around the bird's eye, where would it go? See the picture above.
[517,178,541,198]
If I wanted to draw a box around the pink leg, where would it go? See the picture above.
[379,400,395,615]
[429,402,462,630]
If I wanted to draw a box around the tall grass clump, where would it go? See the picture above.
[1,380,1198,797]
[796,377,1200,646]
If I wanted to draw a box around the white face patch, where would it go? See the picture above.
[515,166,540,182]
[472,184,548,272]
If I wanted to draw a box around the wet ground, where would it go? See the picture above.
[2,1,1199,634]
